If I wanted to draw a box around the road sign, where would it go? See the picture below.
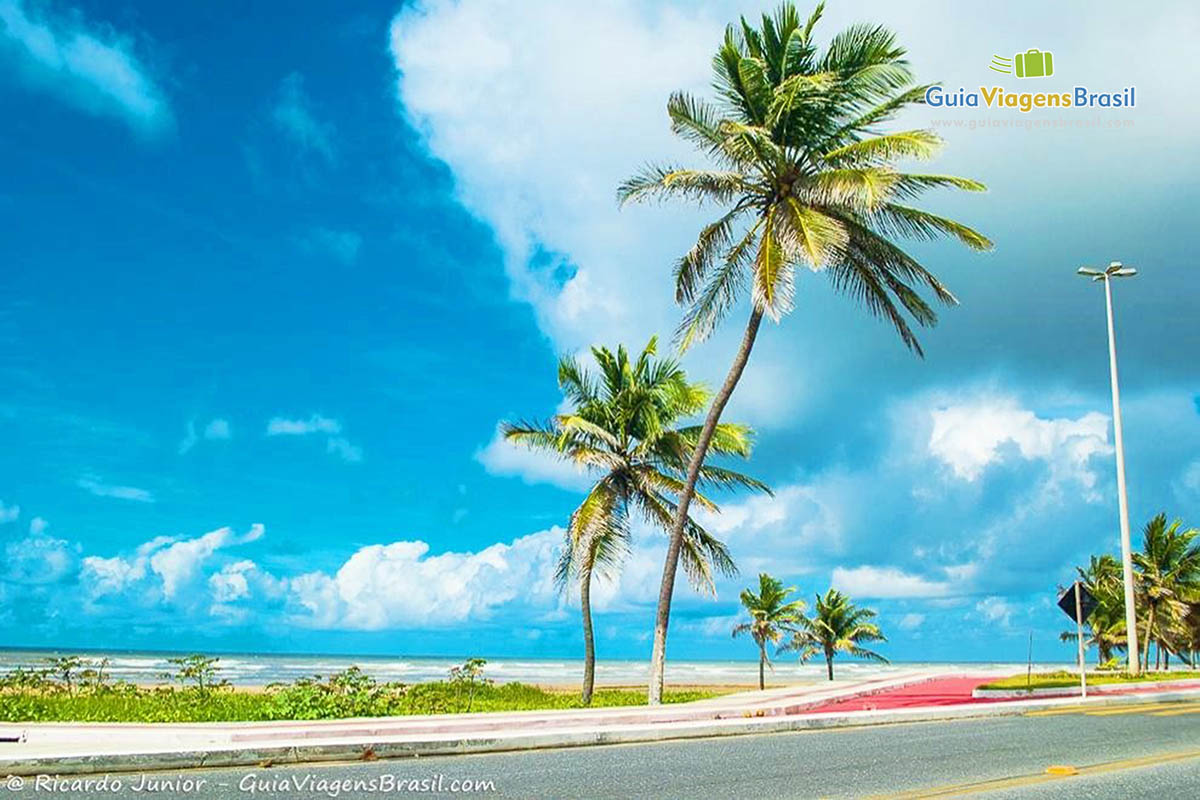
[1057,583,1096,621]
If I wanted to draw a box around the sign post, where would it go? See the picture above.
[1057,582,1096,698]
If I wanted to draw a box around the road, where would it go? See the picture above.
[16,700,1200,799]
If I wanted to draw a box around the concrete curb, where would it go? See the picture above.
[3,686,1199,776]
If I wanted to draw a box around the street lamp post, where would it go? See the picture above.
[1077,261,1140,675]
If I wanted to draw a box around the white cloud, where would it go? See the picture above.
[898,613,925,631]
[267,414,342,436]
[0,500,17,524]
[975,595,1015,626]
[204,418,231,440]
[287,529,562,629]
[77,474,154,503]
[267,415,362,463]
[926,393,1112,491]
[326,436,363,463]
[28,516,47,535]
[82,524,263,603]
[475,426,593,491]
[0,0,171,136]
[299,227,362,265]
[831,564,977,599]
[273,71,335,162]
[5,531,76,584]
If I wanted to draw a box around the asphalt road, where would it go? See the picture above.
[16,700,1200,799]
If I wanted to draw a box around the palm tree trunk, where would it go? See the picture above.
[647,308,765,705]
[580,561,596,706]
[826,652,834,681]
[1141,606,1155,672]
[758,644,766,691]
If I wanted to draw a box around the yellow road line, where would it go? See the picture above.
[865,748,1200,799]
[1024,700,1196,718]
[1152,705,1200,717]
[1083,702,1193,716]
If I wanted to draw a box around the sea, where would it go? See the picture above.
[0,649,1072,687]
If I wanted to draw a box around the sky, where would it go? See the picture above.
[1,0,1198,666]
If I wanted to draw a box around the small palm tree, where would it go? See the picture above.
[783,589,888,680]
[620,2,991,702]
[1060,554,1127,665]
[1134,514,1200,671]
[732,573,806,690]
[504,338,768,703]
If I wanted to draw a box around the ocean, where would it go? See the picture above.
[0,649,1070,686]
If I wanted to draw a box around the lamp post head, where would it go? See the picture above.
[1078,263,1137,281]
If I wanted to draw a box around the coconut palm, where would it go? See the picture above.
[732,573,807,690]
[504,338,768,703]
[782,589,888,680]
[618,2,991,702]
[1133,513,1200,671]
[1059,554,1127,665]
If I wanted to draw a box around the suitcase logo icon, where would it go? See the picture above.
[989,49,1054,79]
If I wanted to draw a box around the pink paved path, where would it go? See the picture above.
[806,675,1003,713]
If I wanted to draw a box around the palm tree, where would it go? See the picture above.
[504,338,768,703]
[1133,513,1200,671]
[782,589,888,680]
[1059,554,1127,665]
[732,573,807,690]
[618,2,991,702]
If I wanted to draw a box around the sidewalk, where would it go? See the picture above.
[3,671,1199,776]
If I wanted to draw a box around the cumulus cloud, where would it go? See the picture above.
[287,529,563,629]
[77,474,154,503]
[0,0,172,136]
[204,418,231,440]
[0,500,17,524]
[81,524,263,603]
[927,394,1112,489]
[831,564,976,599]
[975,595,1016,627]
[5,531,77,584]
[898,613,925,631]
[272,71,335,163]
[475,425,593,490]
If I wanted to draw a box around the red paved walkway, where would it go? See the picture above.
[806,675,1004,713]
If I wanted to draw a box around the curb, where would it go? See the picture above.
[3,686,1199,776]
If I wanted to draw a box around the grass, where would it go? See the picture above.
[980,670,1200,691]
[0,683,724,724]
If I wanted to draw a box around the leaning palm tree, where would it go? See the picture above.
[732,573,806,690]
[619,2,991,702]
[1133,513,1200,671]
[504,338,768,703]
[782,589,888,680]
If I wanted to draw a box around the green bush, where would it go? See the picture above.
[0,657,721,723]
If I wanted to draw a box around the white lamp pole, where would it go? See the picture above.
[1077,261,1140,675]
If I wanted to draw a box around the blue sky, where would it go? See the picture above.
[1,0,1198,665]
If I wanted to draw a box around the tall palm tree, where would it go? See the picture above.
[504,338,768,703]
[618,2,991,702]
[732,573,806,690]
[782,589,888,680]
[1133,513,1200,671]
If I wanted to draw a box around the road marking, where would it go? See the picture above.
[1024,700,1198,717]
[1151,705,1200,717]
[864,748,1200,799]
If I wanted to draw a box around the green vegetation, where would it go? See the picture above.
[782,589,888,680]
[732,576,887,681]
[1066,513,1200,671]
[981,670,1200,692]
[618,1,991,702]
[733,573,806,690]
[0,657,720,723]
[504,338,767,704]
